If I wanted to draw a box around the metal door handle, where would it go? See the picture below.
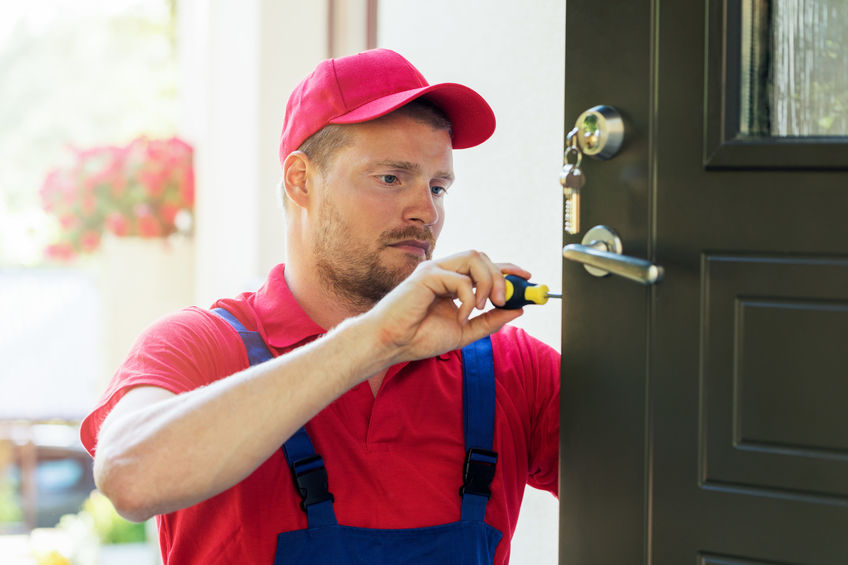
[563,225,664,285]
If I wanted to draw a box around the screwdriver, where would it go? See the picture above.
[498,274,562,309]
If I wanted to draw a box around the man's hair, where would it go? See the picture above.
[298,98,453,173]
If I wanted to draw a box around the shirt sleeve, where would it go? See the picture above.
[494,326,561,497]
[79,306,249,456]
[526,338,560,497]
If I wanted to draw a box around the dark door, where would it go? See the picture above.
[560,1,848,564]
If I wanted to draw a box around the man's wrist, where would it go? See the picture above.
[326,312,398,384]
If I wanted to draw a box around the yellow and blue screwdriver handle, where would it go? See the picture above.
[498,274,562,309]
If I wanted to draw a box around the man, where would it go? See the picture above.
[81,49,559,564]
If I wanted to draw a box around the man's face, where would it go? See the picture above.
[309,112,454,309]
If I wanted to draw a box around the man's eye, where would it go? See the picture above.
[430,185,447,196]
[378,174,399,184]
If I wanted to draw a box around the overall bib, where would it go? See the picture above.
[213,308,503,564]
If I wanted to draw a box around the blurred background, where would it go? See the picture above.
[0,1,564,563]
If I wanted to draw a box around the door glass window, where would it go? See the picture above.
[740,0,848,137]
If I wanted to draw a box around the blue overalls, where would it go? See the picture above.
[213,308,503,564]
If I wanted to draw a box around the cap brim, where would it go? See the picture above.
[329,83,496,149]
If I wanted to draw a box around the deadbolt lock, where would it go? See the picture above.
[574,105,625,160]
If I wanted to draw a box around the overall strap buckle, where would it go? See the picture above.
[459,448,498,499]
[291,455,335,511]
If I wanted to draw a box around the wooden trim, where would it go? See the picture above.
[327,0,336,58]
[367,0,378,49]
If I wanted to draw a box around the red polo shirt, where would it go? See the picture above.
[81,264,560,564]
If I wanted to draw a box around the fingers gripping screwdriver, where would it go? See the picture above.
[499,275,562,309]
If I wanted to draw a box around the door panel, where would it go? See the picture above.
[560,0,848,563]
[701,256,848,500]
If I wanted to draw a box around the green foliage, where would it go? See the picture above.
[0,475,22,524]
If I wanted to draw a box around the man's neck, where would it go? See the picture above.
[284,260,388,398]
[283,261,370,331]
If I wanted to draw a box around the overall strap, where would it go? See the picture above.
[210,308,338,527]
[212,308,273,366]
[281,430,337,527]
[459,336,498,522]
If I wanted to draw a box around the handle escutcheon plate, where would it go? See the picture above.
[563,225,664,285]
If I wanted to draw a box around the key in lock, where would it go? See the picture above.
[560,105,625,236]
[561,162,585,235]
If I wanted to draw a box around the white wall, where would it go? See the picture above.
[181,0,327,305]
[378,1,565,352]
[379,3,564,564]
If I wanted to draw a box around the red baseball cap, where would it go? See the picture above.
[279,48,496,165]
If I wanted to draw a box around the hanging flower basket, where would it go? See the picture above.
[39,136,194,261]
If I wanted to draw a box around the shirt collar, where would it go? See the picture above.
[252,264,454,362]
[253,264,326,350]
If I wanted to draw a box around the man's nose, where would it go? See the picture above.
[405,184,440,226]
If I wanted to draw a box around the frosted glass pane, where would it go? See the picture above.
[740,0,848,137]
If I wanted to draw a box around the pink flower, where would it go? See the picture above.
[105,212,130,236]
[159,204,180,227]
[135,205,163,238]
[45,243,76,262]
[110,173,127,198]
[140,169,167,198]
[80,230,101,252]
[59,215,80,230]
[39,135,195,258]
[180,168,195,206]
[81,194,97,216]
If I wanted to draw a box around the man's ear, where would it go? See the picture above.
[282,151,312,209]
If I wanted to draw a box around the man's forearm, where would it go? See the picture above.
[94,312,389,522]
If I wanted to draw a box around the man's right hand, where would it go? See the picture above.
[361,250,529,367]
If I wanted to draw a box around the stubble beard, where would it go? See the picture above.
[313,197,436,312]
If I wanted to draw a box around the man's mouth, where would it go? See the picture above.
[388,239,432,258]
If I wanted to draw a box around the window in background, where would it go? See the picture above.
[0,2,180,558]
[0,0,180,265]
